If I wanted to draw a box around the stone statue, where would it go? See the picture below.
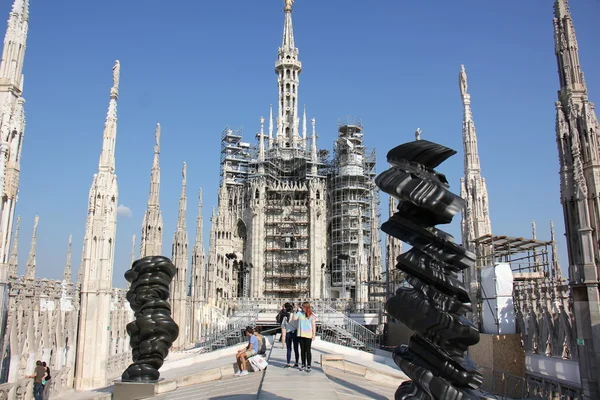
[414,128,421,141]
[182,162,187,182]
[459,64,468,98]
[375,139,482,399]
[155,123,161,151]
[112,60,120,90]
[121,256,179,382]
[284,0,294,12]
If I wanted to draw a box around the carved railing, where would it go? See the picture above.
[513,279,575,360]
[0,378,33,400]
[47,367,73,398]
[107,352,132,380]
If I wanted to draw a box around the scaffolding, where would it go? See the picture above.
[220,126,253,186]
[473,234,554,281]
[327,117,378,300]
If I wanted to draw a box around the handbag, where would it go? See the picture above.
[249,354,269,371]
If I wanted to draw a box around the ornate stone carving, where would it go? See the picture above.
[376,139,482,399]
[121,256,179,382]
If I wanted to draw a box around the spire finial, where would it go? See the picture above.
[284,0,294,12]
[111,60,120,95]
[415,128,421,141]
[532,221,537,240]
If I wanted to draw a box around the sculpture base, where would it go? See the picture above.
[113,380,165,400]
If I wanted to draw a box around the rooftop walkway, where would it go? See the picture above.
[53,339,403,400]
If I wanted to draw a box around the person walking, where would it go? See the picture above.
[297,302,316,372]
[281,302,299,368]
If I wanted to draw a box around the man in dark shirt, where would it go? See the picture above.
[26,360,45,400]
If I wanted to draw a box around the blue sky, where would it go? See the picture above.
[4,0,599,287]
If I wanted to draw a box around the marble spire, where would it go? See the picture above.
[553,2,600,396]
[385,196,402,281]
[275,0,302,147]
[63,234,72,282]
[130,234,136,264]
[23,214,37,280]
[310,118,317,174]
[459,65,492,251]
[7,215,19,277]
[258,116,265,163]
[268,104,273,148]
[75,61,120,391]
[549,221,562,281]
[190,188,205,342]
[0,0,29,272]
[0,0,29,85]
[140,123,163,257]
[171,162,189,350]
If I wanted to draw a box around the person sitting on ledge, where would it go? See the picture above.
[254,326,267,355]
[235,326,258,376]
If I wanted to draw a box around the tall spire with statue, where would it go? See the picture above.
[553,1,600,397]
[459,65,492,251]
[75,61,120,391]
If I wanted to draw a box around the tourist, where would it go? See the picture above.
[254,326,267,355]
[297,302,316,372]
[281,302,299,368]
[26,360,46,400]
[235,326,258,377]
[42,361,51,400]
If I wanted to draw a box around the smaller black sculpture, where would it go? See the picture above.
[121,256,179,382]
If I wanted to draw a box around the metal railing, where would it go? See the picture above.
[191,310,259,354]
[313,304,377,352]
[233,298,384,314]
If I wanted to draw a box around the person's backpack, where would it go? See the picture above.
[276,310,284,324]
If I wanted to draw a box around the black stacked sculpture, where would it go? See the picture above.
[375,140,483,400]
[121,256,179,382]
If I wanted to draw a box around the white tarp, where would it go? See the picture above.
[480,263,515,334]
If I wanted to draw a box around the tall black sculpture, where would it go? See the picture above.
[376,140,483,400]
[121,256,179,382]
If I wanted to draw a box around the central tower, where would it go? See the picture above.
[207,0,327,300]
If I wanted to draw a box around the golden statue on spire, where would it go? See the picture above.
[284,0,294,12]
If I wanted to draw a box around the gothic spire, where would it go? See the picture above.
[63,234,72,282]
[75,61,120,390]
[549,221,563,281]
[258,116,265,163]
[459,65,492,251]
[7,215,19,277]
[130,234,136,267]
[191,189,205,299]
[24,214,37,280]
[171,161,189,349]
[276,0,302,147]
[0,0,29,88]
[553,0,586,97]
[98,60,120,173]
[268,104,273,148]
[140,123,163,257]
